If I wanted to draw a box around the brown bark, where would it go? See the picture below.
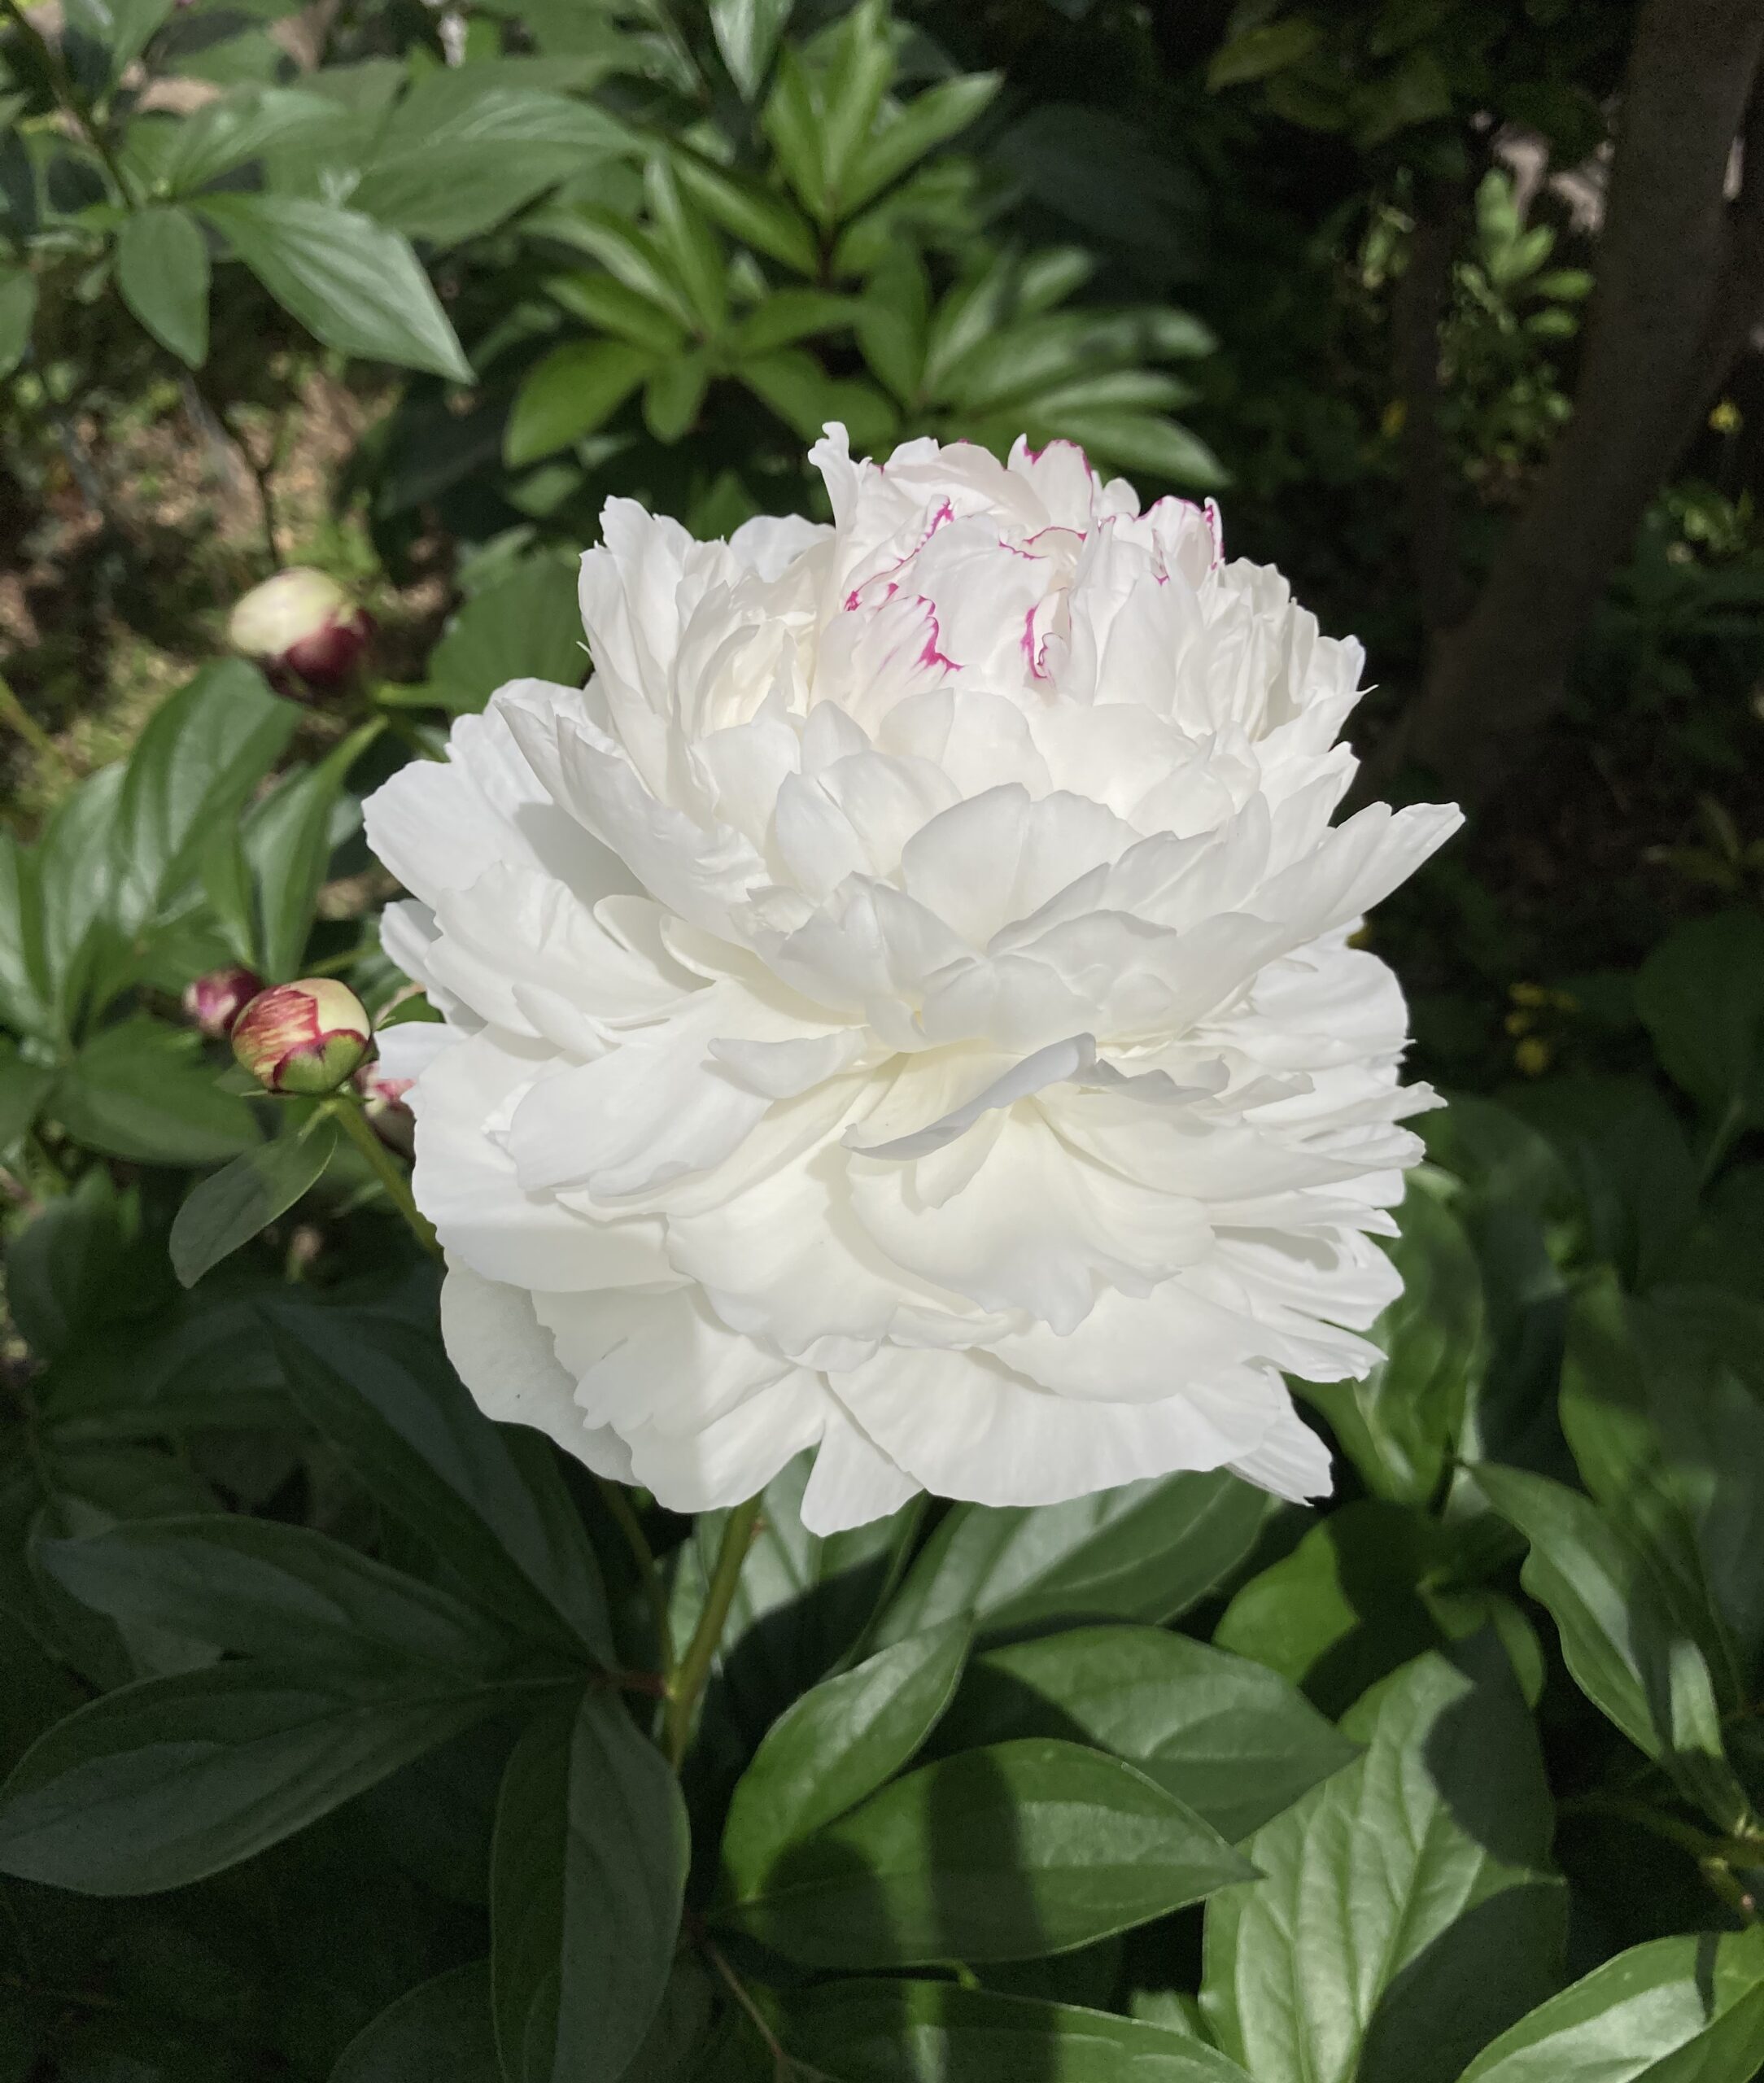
[1364,0,1764,806]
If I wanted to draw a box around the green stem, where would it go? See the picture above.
[2,0,130,199]
[596,1475,675,1681]
[326,1096,441,1258]
[823,1492,926,1679]
[664,1496,762,1770]
[0,669,75,782]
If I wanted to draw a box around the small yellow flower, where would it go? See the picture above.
[1509,981,1549,1007]
[1514,1037,1552,1077]
[1709,399,1743,435]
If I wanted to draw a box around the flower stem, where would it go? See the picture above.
[595,1476,675,1682]
[664,1496,762,1771]
[326,1096,440,1258]
[0,670,76,783]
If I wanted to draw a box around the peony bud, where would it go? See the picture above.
[356,1063,416,1158]
[232,980,372,1096]
[228,569,373,701]
[181,963,264,1041]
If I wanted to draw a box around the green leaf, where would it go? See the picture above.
[1635,908,1764,1133]
[1020,408,1223,488]
[1200,1644,1565,2083]
[841,71,1001,217]
[670,151,819,275]
[348,75,629,247]
[34,762,124,1032]
[0,265,39,382]
[762,47,829,221]
[738,348,894,447]
[525,204,698,330]
[935,1626,1360,1843]
[1559,1277,1764,1688]
[169,1119,338,1289]
[0,1662,505,1895]
[720,1737,1254,1968]
[268,1301,613,1665]
[116,204,211,366]
[1471,1464,1747,1829]
[817,0,895,219]
[491,1689,689,2083]
[111,658,294,932]
[162,85,344,194]
[241,725,370,981]
[0,832,50,1037]
[192,193,471,382]
[505,337,656,467]
[723,1616,971,1897]
[710,0,794,98]
[63,0,173,81]
[4,1170,155,1363]
[643,351,709,443]
[424,556,586,713]
[1212,1500,1452,1718]
[855,243,928,402]
[1457,1928,1764,2083]
[51,1016,259,1166]
[644,155,726,334]
[784,1980,1255,2082]
[0,1041,54,1158]
[331,1961,500,2083]
[1207,20,1322,91]
[37,1513,512,1675]
[545,269,686,354]
[1299,1180,1483,1506]
[879,1470,1270,1645]
[727,286,857,356]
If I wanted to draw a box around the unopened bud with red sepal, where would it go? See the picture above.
[356,1063,416,1157]
[233,980,372,1096]
[228,569,373,702]
[182,963,264,1041]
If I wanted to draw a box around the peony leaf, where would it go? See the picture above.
[37,1512,509,1674]
[720,1737,1254,1968]
[1456,1929,1764,2083]
[169,1119,338,1290]
[877,1471,1271,1646]
[784,1980,1255,2082]
[0,1662,504,1896]
[722,1614,971,1897]
[1471,1463,1749,1831]
[1201,1643,1565,2083]
[52,1016,260,1168]
[115,206,210,367]
[504,337,657,468]
[331,1962,500,2083]
[932,1625,1360,1843]
[490,1689,689,2083]
[268,1304,613,1666]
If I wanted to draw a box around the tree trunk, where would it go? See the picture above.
[1364,0,1764,806]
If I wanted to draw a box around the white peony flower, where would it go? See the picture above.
[363,427,1461,1535]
